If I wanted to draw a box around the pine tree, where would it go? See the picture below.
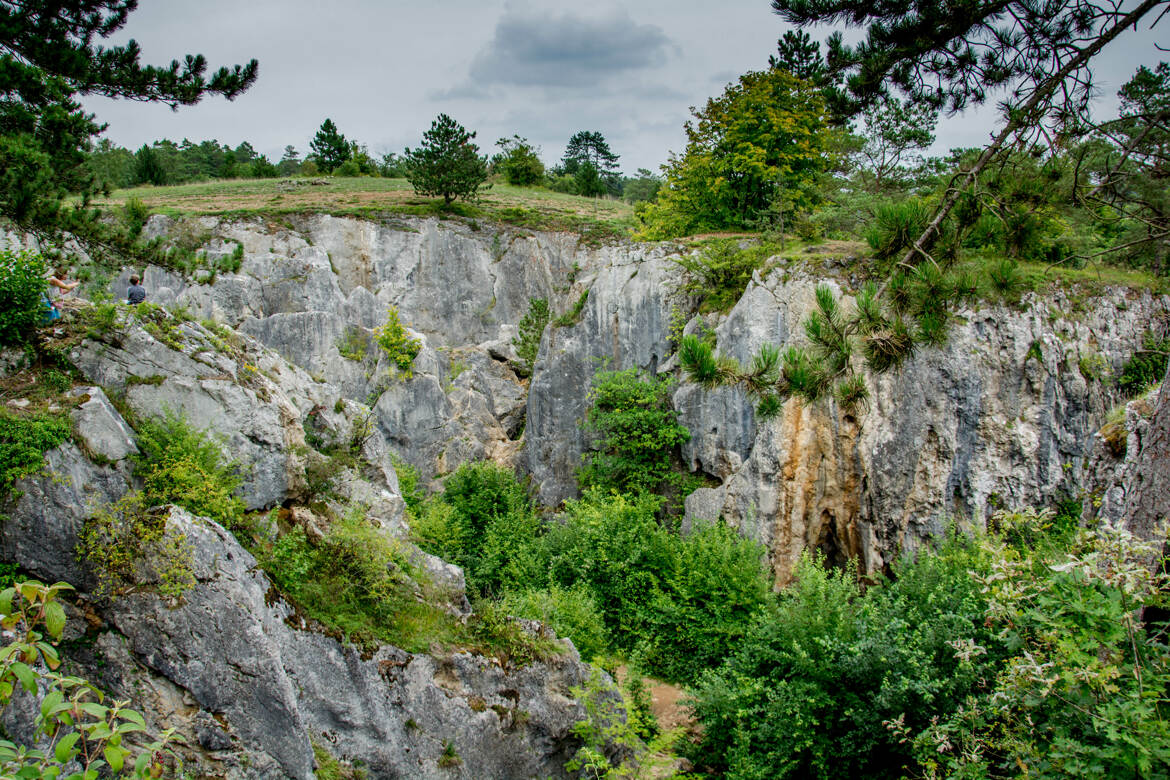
[0,0,257,236]
[403,114,488,206]
[769,0,1168,268]
[562,130,621,196]
[308,118,350,173]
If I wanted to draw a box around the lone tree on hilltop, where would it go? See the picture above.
[0,0,257,239]
[404,114,488,206]
[308,118,350,173]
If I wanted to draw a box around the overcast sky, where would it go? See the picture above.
[82,0,1168,174]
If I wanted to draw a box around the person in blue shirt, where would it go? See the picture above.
[126,275,146,304]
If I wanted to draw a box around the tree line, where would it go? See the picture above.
[83,118,665,203]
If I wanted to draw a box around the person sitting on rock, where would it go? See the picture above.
[126,274,146,304]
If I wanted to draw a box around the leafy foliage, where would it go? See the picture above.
[76,493,196,603]
[494,135,545,186]
[0,409,70,498]
[374,307,422,377]
[906,515,1170,778]
[409,466,771,684]
[0,248,48,346]
[0,580,181,778]
[638,68,833,239]
[404,114,488,205]
[578,369,692,502]
[689,533,1000,779]
[132,409,245,531]
[673,239,771,313]
[565,667,684,779]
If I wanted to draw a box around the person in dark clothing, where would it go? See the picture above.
[126,275,146,304]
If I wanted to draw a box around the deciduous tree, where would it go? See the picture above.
[638,68,833,238]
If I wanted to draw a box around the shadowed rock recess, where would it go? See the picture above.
[3,214,1166,776]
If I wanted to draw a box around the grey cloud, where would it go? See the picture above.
[468,7,673,88]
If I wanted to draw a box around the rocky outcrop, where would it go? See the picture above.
[681,277,1167,582]
[88,216,1168,583]
[1082,365,1170,544]
[1,314,598,779]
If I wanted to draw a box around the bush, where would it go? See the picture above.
[0,248,48,346]
[544,491,770,683]
[673,239,770,314]
[0,410,71,498]
[374,307,422,377]
[689,533,1000,779]
[0,580,181,777]
[512,297,550,376]
[908,521,1170,778]
[578,369,692,502]
[77,492,196,602]
[1117,330,1169,396]
[132,410,245,531]
[500,585,609,662]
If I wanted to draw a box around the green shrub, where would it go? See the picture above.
[122,196,150,237]
[689,532,1000,779]
[0,410,71,498]
[512,297,550,376]
[673,240,770,314]
[541,491,770,683]
[1117,331,1169,396]
[908,521,1170,778]
[132,410,245,531]
[500,584,609,663]
[0,580,182,777]
[0,248,48,347]
[374,307,422,377]
[578,369,693,503]
[77,492,196,602]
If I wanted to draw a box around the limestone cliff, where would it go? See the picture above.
[97,215,1167,584]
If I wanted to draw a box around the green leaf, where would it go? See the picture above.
[44,601,67,640]
[133,751,151,775]
[0,587,14,616]
[10,661,35,692]
[55,732,80,763]
[104,744,125,773]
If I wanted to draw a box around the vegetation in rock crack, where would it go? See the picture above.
[131,409,246,532]
[0,580,183,778]
[578,368,696,508]
[374,307,422,378]
[512,297,550,377]
[77,493,196,603]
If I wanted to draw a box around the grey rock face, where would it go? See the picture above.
[70,386,138,462]
[682,276,1169,582]
[1,484,594,779]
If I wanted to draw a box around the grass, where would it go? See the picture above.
[96,176,637,243]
